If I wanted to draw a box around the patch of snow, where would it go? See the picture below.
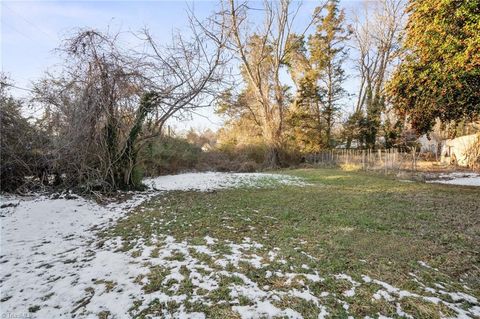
[418,260,439,271]
[204,236,216,245]
[318,305,329,319]
[0,194,150,318]
[303,272,324,283]
[438,172,478,179]
[373,290,394,302]
[233,301,303,319]
[267,250,278,262]
[470,306,480,317]
[362,275,372,283]
[428,172,480,186]
[335,273,360,297]
[144,172,307,191]
[440,291,478,304]
[193,245,216,256]
[434,283,446,289]
[366,277,479,318]
[214,238,265,269]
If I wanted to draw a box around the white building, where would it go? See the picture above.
[440,133,479,167]
[417,134,440,154]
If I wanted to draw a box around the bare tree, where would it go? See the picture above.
[350,0,405,148]
[219,0,326,166]
[34,14,228,191]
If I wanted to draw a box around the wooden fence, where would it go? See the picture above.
[305,148,420,172]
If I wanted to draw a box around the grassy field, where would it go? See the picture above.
[104,168,480,318]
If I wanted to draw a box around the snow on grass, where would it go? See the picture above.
[0,172,304,317]
[428,172,480,186]
[418,260,439,271]
[334,274,360,297]
[233,301,303,319]
[94,235,330,318]
[1,172,479,318]
[144,171,308,191]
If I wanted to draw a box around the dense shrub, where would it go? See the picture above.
[199,141,302,171]
[196,151,234,172]
[0,93,50,192]
[140,136,202,176]
[195,143,266,172]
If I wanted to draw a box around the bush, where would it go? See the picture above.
[233,144,267,163]
[139,136,202,176]
[237,161,259,172]
[195,142,266,172]
[199,141,304,171]
[196,151,236,172]
[0,93,50,192]
[131,166,146,189]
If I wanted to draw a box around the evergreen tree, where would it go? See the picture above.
[285,0,350,151]
[308,0,350,148]
[388,0,480,134]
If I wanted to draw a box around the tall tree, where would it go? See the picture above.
[284,1,350,151]
[220,0,326,166]
[309,0,350,148]
[388,0,480,135]
[284,34,324,153]
[349,0,405,148]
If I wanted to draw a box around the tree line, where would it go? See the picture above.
[1,0,479,192]
[216,0,478,164]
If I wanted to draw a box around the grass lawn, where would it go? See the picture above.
[103,168,480,318]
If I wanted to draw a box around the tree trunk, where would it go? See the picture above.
[113,92,156,189]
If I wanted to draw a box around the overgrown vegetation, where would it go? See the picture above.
[140,136,202,176]
[1,13,227,192]
[1,0,479,192]
[0,82,50,192]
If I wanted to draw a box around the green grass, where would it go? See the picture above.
[104,168,480,318]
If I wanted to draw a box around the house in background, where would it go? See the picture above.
[440,133,479,167]
[417,134,441,154]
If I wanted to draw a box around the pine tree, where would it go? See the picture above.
[285,0,350,151]
[309,0,350,148]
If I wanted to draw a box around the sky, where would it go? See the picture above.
[1,0,364,132]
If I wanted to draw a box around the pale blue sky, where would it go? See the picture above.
[1,0,363,131]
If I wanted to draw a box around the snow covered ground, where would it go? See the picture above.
[1,172,479,318]
[428,172,480,186]
[0,172,304,318]
[144,172,308,191]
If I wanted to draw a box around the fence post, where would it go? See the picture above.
[412,146,417,171]
[378,149,381,168]
[384,149,388,174]
[362,150,365,170]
